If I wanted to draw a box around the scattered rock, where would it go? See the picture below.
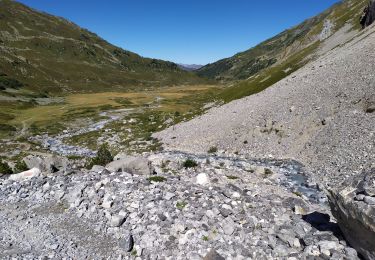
[196,173,209,185]
[120,234,134,252]
[110,215,126,227]
[23,154,69,173]
[9,168,41,181]
[203,249,225,260]
[105,156,153,175]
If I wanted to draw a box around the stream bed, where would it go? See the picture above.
[157,151,327,205]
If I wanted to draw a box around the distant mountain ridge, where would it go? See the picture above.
[177,64,203,71]
[0,0,206,94]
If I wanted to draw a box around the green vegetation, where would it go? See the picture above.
[202,236,209,241]
[183,159,198,169]
[207,146,218,153]
[226,175,239,180]
[147,176,167,183]
[264,168,273,176]
[14,160,28,173]
[87,143,113,168]
[0,160,13,174]
[131,249,137,256]
[176,201,187,210]
[218,42,320,103]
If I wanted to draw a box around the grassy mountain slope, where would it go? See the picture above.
[197,0,367,86]
[0,0,206,95]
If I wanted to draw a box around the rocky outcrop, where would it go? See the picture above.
[23,154,69,174]
[361,0,375,29]
[327,168,375,260]
[8,168,41,181]
[105,156,154,175]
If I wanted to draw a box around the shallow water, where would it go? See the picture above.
[159,151,327,205]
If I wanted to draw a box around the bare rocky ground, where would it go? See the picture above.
[0,152,360,259]
[154,26,375,187]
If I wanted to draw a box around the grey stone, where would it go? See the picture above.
[105,156,153,175]
[203,249,225,260]
[327,168,375,260]
[364,196,375,205]
[120,234,134,252]
[110,215,126,227]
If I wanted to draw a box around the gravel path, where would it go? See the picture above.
[154,26,375,186]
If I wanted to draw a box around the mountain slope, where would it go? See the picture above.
[197,0,367,84]
[0,0,205,94]
[155,24,375,185]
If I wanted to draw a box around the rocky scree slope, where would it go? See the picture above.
[0,0,205,94]
[154,25,375,187]
[197,0,367,83]
[0,152,362,259]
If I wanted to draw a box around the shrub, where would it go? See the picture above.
[87,143,113,168]
[14,160,28,173]
[264,168,273,175]
[176,201,187,210]
[0,160,13,174]
[147,176,166,183]
[207,146,218,153]
[183,158,198,168]
[226,175,239,180]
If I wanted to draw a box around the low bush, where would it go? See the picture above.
[0,160,13,174]
[87,143,113,168]
[14,160,28,173]
[183,158,198,168]
[147,176,166,183]
[207,146,218,153]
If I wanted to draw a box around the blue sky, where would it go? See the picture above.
[18,0,338,65]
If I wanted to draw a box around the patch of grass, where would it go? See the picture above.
[293,191,303,197]
[0,160,13,174]
[219,42,320,103]
[226,175,239,180]
[147,176,166,183]
[264,168,273,175]
[14,160,28,173]
[176,201,187,210]
[207,146,218,153]
[202,236,209,241]
[183,158,198,169]
[66,155,84,160]
[131,249,137,256]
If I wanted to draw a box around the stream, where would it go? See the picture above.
[29,108,136,157]
[157,151,327,205]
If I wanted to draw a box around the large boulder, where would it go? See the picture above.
[23,154,69,174]
[106,156,154,175]
[327,168,375,260]
[360,0,375,29]
[9,168,41,181]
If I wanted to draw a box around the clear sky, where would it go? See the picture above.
[18,0,338,65]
